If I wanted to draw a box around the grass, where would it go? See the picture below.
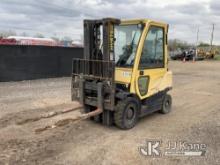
[214,54,220,60]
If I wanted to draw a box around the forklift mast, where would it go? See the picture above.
[84,18,120,61]
[72,18,120,112]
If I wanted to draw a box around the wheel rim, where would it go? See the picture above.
[164,99,171,110]
[165,100,169,106]
[125,104,136,120]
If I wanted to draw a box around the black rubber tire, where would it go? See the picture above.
[114,97,139,130]
[160,94,172,114]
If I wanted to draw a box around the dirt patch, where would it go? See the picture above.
[0,61,220,164]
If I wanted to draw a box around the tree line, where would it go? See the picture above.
[168,39,217,51]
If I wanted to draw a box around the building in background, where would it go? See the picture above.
[72,40,83,47]
[0,36,83,47]
[0,37,17,45]
[7,36,58,46]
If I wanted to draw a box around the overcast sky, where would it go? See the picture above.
[0,0,219,44]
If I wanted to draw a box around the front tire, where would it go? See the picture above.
[160,94,172,114]
[114,97,139,129]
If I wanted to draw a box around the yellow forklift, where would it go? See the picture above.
[72,18,172,129]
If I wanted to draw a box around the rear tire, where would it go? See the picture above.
[159,94,172,114]
[114,97,139,130]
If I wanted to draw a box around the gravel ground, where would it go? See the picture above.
[0,61,219,165]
